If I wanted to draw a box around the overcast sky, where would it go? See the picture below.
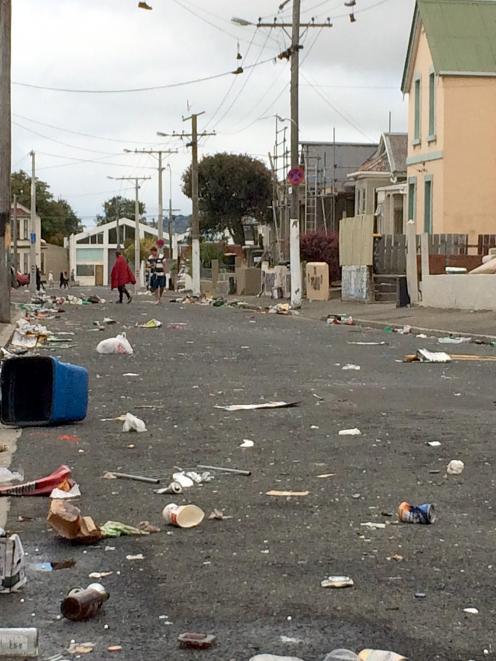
[11,0,415,228]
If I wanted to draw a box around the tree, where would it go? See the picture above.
[11,170,82,245]
[182,153,272,245]
[96,196,146,225]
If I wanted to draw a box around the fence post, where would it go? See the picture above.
[406,220,419,304]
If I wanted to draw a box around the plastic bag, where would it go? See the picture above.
[96,333,133,355]
[122,413,146,433]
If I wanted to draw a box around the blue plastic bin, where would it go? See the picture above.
[1,356,88,427]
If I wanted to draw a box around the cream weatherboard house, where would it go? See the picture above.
[402,0,496,242]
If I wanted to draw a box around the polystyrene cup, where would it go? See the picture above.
[162,503,205,528]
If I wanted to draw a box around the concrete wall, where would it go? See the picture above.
[421,275,496,310]
[342,265,372,303]
[44,244,69,277]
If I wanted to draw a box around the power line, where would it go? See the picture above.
[12,55,277,95]
[13,121,122,155]
[36,151,157,171]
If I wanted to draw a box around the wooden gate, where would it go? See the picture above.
[373,235,406,274]
[478,234,496,255]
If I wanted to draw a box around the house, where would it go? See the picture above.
[9,202,42,273]
[401,0,496,241]
[68,218,187,287]
[347,132,408,233]
[299,141,378,232]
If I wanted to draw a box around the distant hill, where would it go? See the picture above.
[174,214,191,234]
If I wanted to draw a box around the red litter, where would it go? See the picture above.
[178,633,216,649]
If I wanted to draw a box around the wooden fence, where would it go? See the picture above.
[374,235,407,275]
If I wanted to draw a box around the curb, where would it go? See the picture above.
[346,318,496,343]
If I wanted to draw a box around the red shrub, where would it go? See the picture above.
[300,231,340,283]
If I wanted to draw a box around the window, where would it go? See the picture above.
[424,177,433,234]
[23,253,28,274]
[408,179,417,221]
[428,72,436,139]
[76,264,95,277]
[414,76,421,144]
[22,219,28,240]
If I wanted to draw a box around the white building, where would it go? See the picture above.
[10,202,42,273]
[68,218,186,287]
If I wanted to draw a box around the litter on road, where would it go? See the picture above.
[197,464,251,476]
[321,575,354,589]
[122,413,147,432]
[397,502,435,524]
[266,490,310,497]
[61,583,109,621]
[342,364,361,371]
[162,503,205,528]
[339,428,361,436]
[447,460,464,475]
[0,465,74,497]
[0,629,38,658]
[178,632,216,649]
[215,401,300,411]
[103,471,159,484]
[96,333,133,354]
[138,319,162,328]
[240,439,255,448]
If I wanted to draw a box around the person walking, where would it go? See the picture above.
[147,245,167,304]
[111,250,135,304]
[48,271,54,287]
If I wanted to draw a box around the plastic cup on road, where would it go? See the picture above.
[162,503,204,528]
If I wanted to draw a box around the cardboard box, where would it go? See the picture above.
[0,534,26,593]
[305,262,329,301]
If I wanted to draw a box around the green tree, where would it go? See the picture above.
[182,153,272,245]
[96,196,146,225]
[11,170,82,245]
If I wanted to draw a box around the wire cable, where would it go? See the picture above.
[12,121,123,156]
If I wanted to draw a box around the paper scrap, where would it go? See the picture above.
[266,490,309,497]
[215,401,299,411]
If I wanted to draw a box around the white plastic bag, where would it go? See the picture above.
[96,333,133,355]
[122,413,147,433]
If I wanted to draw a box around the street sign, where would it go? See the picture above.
[287,166,305,186]
[30,233,36,245]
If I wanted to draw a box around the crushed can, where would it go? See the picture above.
[398,501,435,524]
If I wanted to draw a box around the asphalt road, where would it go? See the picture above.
[2,288,496,661]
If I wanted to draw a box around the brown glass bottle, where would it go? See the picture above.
[61,583,109,621]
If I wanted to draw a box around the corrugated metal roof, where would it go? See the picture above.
[402,0,496,92]
[420,0,496,73]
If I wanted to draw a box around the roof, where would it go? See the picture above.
[71,217,188,243]
[402,0,496,92]
[348,133,408,179]
[10,202,40,219]
[299,141,378,192]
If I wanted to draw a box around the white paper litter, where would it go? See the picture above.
[339,428,362,436]
[96,333,133,355]
[427,441,441,447]
[447,459,464,475]
[0,467,23,484]
[240,439,255,448]
[463,607,479,614]
[50,484,81,499]
[417,349,452,363]
[360,522,386,529]
[215,401,299,411]
[321,575,354,588]
[122,413,147,433]
[438,336,472,344]
[342,364,361,371]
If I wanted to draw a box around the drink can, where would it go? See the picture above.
[398,501,435,524]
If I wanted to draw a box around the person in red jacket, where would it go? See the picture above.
[111,251,136,304]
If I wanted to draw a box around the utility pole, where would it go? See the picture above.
[0,0,11,321]
[12,193,17,271]
[157,118,215,297]
[29,150,37,293]
[124,148,178,240]
[108,175,151,289]
[233,3,332,307]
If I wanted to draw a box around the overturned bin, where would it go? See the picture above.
[1,357,88,427]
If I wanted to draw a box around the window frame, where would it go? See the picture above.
[424,175,433,234]
[408,177,417,222]
[413,74,421,146]
[428,70,436,142]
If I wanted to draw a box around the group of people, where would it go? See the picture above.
[110,241,170,304]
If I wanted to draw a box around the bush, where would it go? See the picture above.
[300,231,340,283]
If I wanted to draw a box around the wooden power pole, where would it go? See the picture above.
[0,0,11,321]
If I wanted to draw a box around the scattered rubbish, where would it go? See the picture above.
[50,483,81,499]
[250,656,304,661]
[240,439,255,448]
[280,636,303,645]
[178,632,216,649]
[268,303,292,315]
[108,645,123,653]
[167,322,188,330]
[138,521,160,533]
[208,509,232,521]
[326,314,354,326]
[104,472,158,484]
[172,470,213,487]
[312,393,324,400]
[123,373,139,377]
[197,464,251,476]
[88,571,113,579]
[162,503,205,528]
[397,501,435,524]
[358,651,407,661]
[414,592,426,599]
[405,349,452,363]
[266,490,309,497]
[0,465,73,497]
[67,641,96,655]
[100,521,150,538]
[338,428,361,436]
[0,532,26,593]
[396,325,412,335]
[61,583,109,621]
[0,467,23,484]
[323,651,358,661]
[463,607,479,615]
[427,441,441,447]
[447,460,464,475]
[361,522,386,529]
[96,333,133,355]
[1,357,88,426]
[154,482,183,495]
[126,554,144,561]
[0,628,38,658]
[321,575,354,589]
[342,364,361,371]
[438,336,472,344]
[390,554,404,562]
[122,413,147,433]
[215,401,299,411]
[347,341,387,346]
[316,473,335,479]
[48,500,102,543]
[30,559,75,572]
[138,319,162,328]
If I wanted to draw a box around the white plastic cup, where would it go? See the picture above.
[162,503,205,528]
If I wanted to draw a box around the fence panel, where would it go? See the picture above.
[339,215,374,266]
[374,234,406,274]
